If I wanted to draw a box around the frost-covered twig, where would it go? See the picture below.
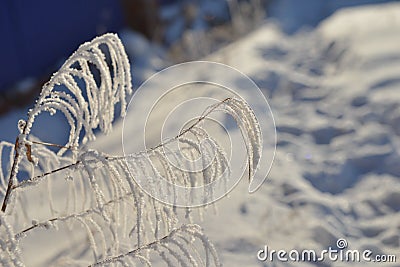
[0,213,24,267]
[89,224,221,267]
[1,33,132,213]
[0,32,263,267]
[11,96,256,187]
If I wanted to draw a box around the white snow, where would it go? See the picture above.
[196,3,400,266]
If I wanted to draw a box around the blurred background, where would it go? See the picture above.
[0,0,398,115]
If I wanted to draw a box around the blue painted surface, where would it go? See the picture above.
[0,0,124,92]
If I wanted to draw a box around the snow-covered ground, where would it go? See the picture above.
[1,2,399,266]
[198,3,400,266]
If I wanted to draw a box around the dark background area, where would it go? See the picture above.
[0,0,398,114]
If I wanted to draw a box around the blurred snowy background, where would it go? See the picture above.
[1,1,400,266]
